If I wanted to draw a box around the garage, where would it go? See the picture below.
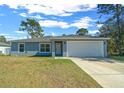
[67,41,105,57]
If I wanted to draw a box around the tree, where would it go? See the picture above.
[76,28,88,36]
[0,36,6,42]
[97,4,124,55]
[19,18,44,38]
[99,23,118,55]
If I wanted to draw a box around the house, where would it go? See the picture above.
[0,42,10,55]
[10,36,109,57]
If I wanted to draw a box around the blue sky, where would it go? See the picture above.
[0,1,103,40]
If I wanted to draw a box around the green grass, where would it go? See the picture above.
[111,56,124,62]
[0,56,101,88]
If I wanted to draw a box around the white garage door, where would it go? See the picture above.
[67,41,104,57]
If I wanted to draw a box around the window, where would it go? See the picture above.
[40,43,51,52]
[19,43,25,52]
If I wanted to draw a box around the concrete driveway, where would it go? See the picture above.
[70,57,124,88]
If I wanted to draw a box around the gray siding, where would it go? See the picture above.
[63,41,66,52]
[25,42,39,51]
[11,42,52,56]
[62,41,67,56]
[51,41,55,57]
[11,42,18,51]
[104,40,108,57]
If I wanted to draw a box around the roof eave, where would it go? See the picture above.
[51,38,110,40]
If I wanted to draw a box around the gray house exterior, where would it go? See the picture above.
[10,36,109,57]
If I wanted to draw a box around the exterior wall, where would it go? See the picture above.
[51,41,67,57]
[0,46,10,55]
[11,51,51,56]
[11,42,18,51]
[11,42,52,56]
[51,41,55,57]
[103,40,108,57]
[66,41,105,57]
[62,41,67,57]
[25,42,39,51]
[11,40,108,57]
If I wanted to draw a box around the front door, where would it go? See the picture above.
[55,42,62,56]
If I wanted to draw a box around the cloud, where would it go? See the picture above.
[0,33,13,40]
[24,4,73,16]
[89,30,99,35]
[51,32,55,36]
[7,35,27,40]
[29,15,44,19]
[14,31,26,34]
[19,12,44,19]
[19,13,27,17]
[13,11,18,13]
[39,20,70,28]
[97,24,103,28]
[0,1,97,16]
[0,33,27,40]
[39,16,95,29]
[0,13,4,16]
[0,33,10,36]
[70,17,94,28]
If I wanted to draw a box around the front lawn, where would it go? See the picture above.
[0,56,101,88]
[111,56,124,62]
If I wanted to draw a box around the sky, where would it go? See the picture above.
[0,0,104,40]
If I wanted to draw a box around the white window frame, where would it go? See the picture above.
[18,43,25,53]
[39,43,51,53]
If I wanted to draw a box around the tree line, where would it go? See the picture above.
[97,4,124,56]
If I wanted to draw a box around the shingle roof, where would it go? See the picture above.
[10,35,110,42]
[0,42,10,47]
[11,36,52,42]
[51,35,110,40]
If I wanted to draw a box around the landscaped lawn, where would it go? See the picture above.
[0,56,101,88]
[111,56,124,62]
